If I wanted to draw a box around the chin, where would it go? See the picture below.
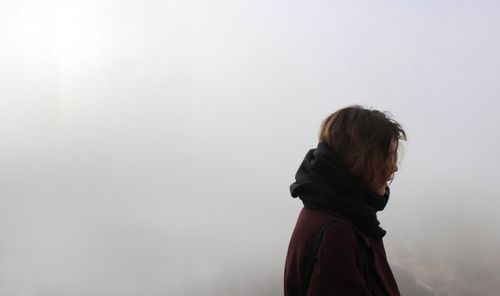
[375,187,387,196]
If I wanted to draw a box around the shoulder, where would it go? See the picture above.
[296,207,362,246]
[321,217,360,249]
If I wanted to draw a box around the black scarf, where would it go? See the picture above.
[290,142,390,240]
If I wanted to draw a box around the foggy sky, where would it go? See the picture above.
[1,0,500,295]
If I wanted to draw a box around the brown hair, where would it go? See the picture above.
[319,105,407,192]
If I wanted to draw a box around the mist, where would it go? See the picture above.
[1,0,499,295]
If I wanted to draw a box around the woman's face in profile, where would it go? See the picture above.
[374,140,399,196]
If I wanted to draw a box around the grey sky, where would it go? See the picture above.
[1,0,499,295]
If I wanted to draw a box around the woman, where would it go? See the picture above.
[284,105,406,296]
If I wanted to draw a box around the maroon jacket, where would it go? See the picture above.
[284,207,400,296]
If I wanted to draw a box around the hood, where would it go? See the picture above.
[290,142,390,239]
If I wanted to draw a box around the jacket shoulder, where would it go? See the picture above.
[320,217,363,253]
[286,207,360,258]
[298,207,370,248]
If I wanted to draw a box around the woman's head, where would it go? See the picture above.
[319,105,406,196]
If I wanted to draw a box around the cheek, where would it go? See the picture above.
[373,173,389,190]
[383,166,394,182]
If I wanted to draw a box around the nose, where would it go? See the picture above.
[393,163,398,173]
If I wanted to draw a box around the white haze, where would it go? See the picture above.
[1,0,499,295]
